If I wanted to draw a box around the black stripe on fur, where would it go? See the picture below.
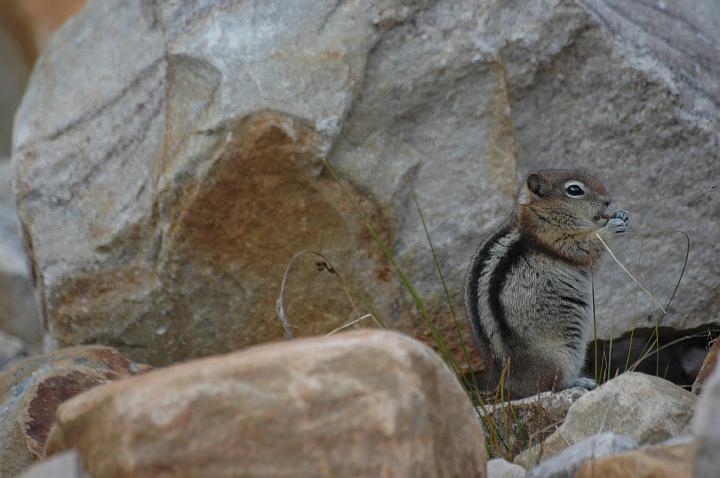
[487,233,527,341]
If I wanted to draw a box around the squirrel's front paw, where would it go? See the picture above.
[606,209,630,235]
[565,376,597,391]
[611,209,630,225]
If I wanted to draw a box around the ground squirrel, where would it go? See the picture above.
[464,169,629,398]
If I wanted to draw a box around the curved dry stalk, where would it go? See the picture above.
[598,229,691,373]
[594,233,666,314]
[276,251,384,340]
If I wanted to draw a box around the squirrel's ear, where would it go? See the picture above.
[527,173,543,197]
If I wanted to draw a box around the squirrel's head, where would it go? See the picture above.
[518,169,612,232]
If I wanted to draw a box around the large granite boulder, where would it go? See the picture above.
[45,330,487,478]
[12,0,720,365]
[0,346,148,477]
[493,0,720,338]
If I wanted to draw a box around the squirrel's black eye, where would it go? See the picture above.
[566,184,585,197]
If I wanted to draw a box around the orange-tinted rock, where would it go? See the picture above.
[692,338,719,395]
[0,346,148,477]
[575,441,695,478]
[46,331,486,478]
[0,0,84,61]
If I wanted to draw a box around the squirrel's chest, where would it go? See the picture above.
[505,252,591,301]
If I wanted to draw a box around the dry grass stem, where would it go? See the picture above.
[276,250,384,340]
[594,233,666,314]
[326,314,374,336]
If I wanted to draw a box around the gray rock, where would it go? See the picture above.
[0,330,26,370]
[516,372,696,467]
[575,439,695,478]
[479,387,587,457]
[0,25,29,157]
[0,161,41,350]
[693,354,720,478]
[492,0,720,338]
[487,458,526,478]
[11,0,518,365]
[18,451,87,478]
[526,433,637,478]
[11,0,720,365]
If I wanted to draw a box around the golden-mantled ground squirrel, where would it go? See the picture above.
[464,169,629,398]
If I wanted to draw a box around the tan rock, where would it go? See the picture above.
[575,441,695,478]
[0,346,148,477]
[46,330,487,478]
[692,338,718,395]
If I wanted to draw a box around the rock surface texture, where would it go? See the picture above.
[575,440,695,478]
[0,329,27,369]
[11,0,720,365]
[516,372,696,467]
[525,433,638,478]
[0,162,41,349]
[693,355,720,478]
[0,346,148,477]
[45,330,487,478]
[17,450,87,478]
[0,25,29,157]
[486,458,526,478]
